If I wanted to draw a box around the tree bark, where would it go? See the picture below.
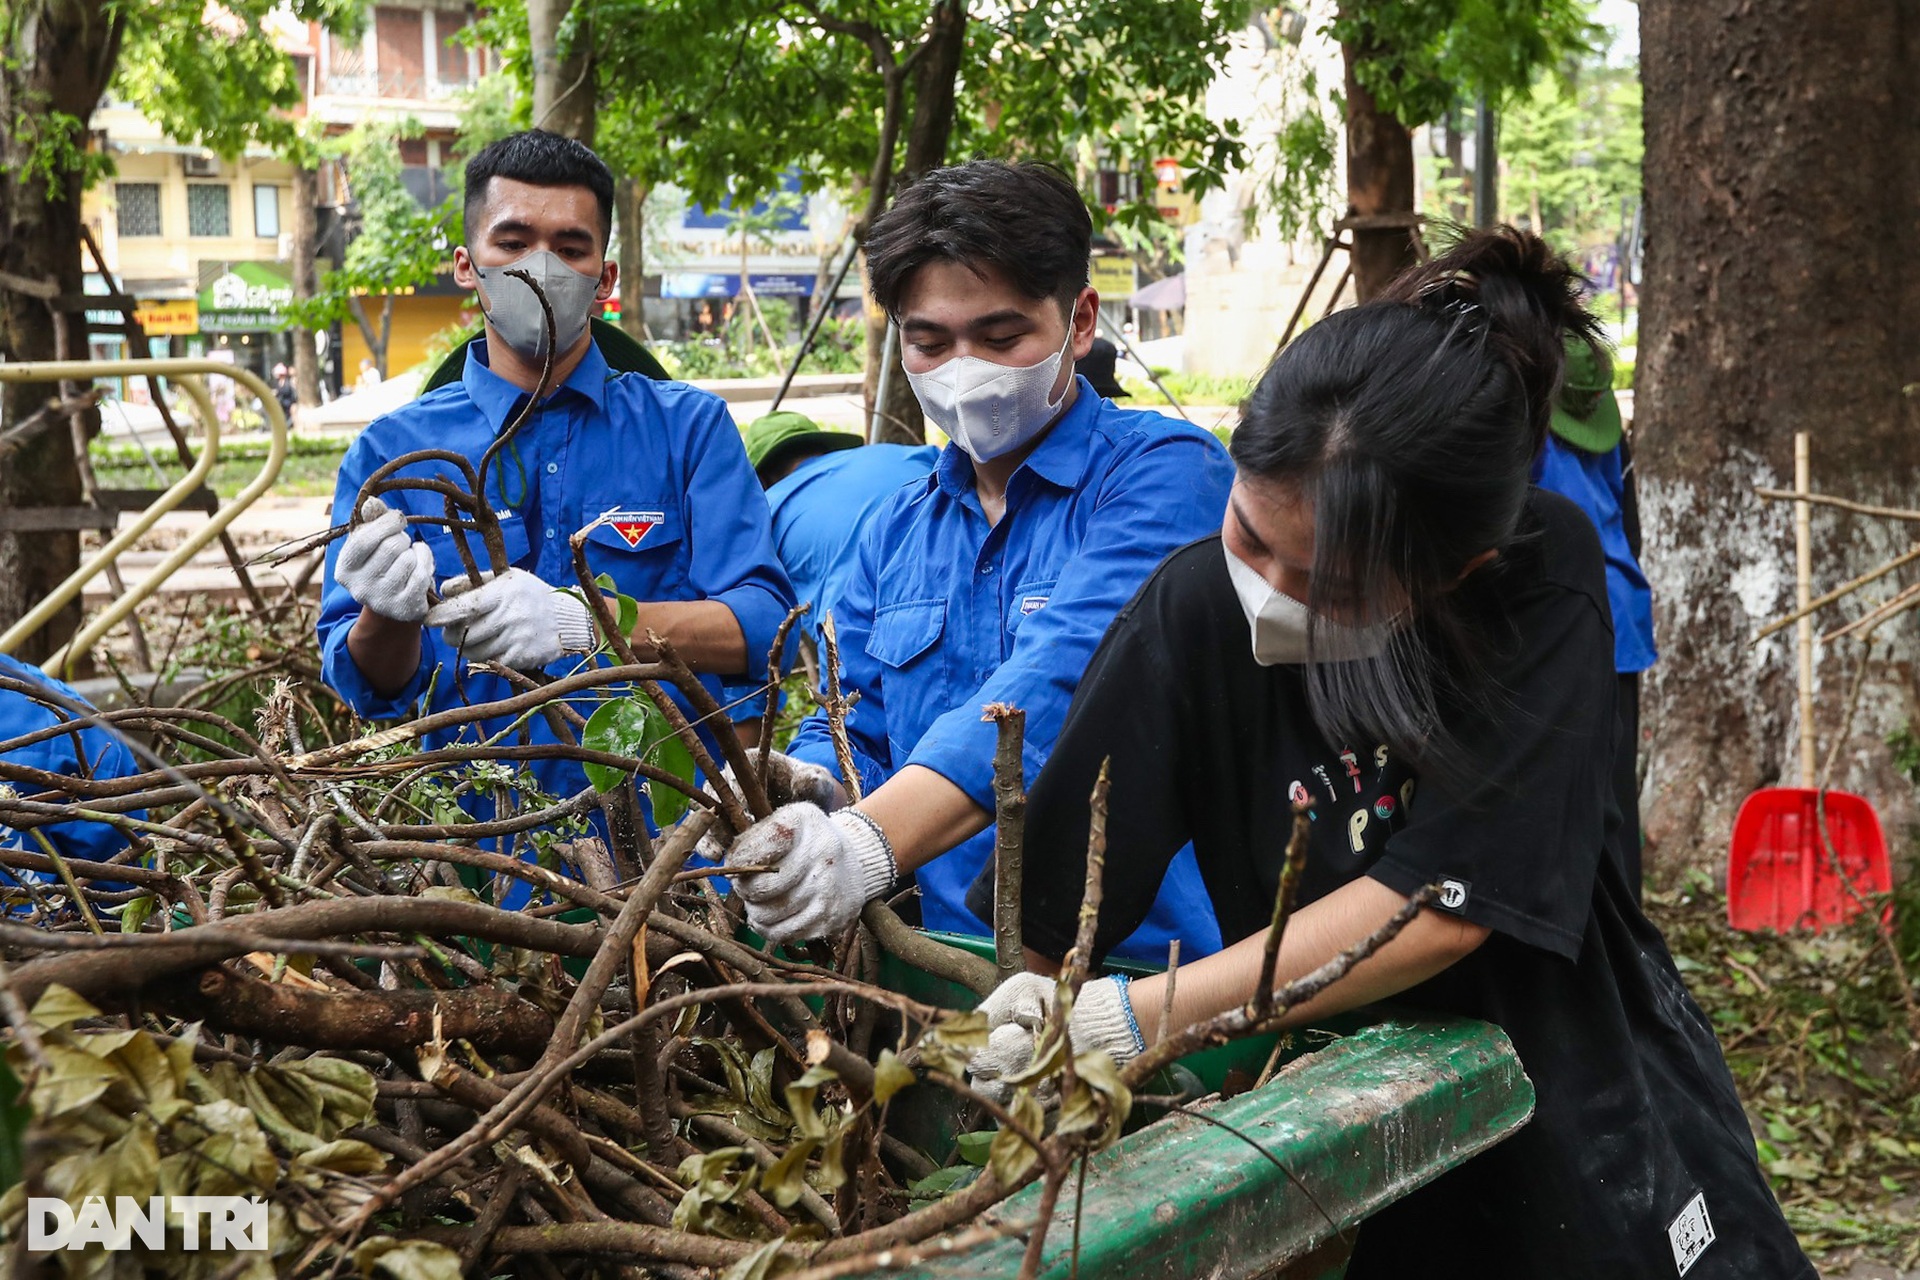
[0,0,125,657]
[1341,41,1418,301]
[1636,0,1920,871]
[528,0,595,144]
[1441,108,1469,224]
[291,165,323,407]
[861,0,968,446]
[615,175,646,343]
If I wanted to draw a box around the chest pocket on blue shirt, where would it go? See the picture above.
[866,598,944,762]
[420,510,533,582]
[1005,578,1057,637]
[867,598,944,669]
[580,504,687,599]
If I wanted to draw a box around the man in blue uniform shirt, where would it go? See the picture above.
[720,161,1229,963]
[746,410,938,652]
[318,131,793,894]
[0,653,144,911]
[1531,333,1655,893]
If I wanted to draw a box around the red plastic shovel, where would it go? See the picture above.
[1728,433,1892,933]
[1727,787,1890,933]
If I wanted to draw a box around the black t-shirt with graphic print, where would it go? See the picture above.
[970,490,1812,1280]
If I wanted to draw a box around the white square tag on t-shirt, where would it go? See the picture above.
[1668,1191,1715,1275]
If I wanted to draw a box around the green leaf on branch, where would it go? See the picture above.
[954,1129,996,1168]
[872,1049,916,1105]
[354,1237,464,1280]
[986,1089,1047,1186]
[761,1138,817,1209]
[581,695,699,823]
[916,1010,990,1078]
[28,984,102,1033]
[722,1238,799,1280]
[907,1163,980,1208]
[593,573,641,639]
[0,1057,27,1191]
[783,1064,839,1140]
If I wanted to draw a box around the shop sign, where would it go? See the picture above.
[134,298,200,336]
[198,260,294,333]
[660,272,820,299]
[1090,257,1136,301]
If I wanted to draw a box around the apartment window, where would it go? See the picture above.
[115,183,162,237]
[437,16,474,85]
[253,185,281,238]
[187,184,231,237]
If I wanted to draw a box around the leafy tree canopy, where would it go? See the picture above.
[112,0,364,165]
[1331,0,1599,127]
[1495,62,1641,249]
[482,0,1256,236]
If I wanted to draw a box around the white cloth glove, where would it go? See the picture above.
[334,496,435,624]
[423,568,598,669]
[722,802,896,944]
[967,972,1144,1106]
[694,753,847,861]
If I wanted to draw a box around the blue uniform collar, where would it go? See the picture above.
[460,335,612,432]
[933,374,1100,498]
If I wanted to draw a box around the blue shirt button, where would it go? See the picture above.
[546,462,558,474]
[979,562,995,575]
[545,527,556,539]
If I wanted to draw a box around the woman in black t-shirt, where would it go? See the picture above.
[963,230,1814,1278]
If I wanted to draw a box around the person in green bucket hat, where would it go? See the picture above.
[744,411,937,652]
[1533,332,1655,896]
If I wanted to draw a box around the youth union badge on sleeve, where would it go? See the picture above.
[1667,1191,1715,1275]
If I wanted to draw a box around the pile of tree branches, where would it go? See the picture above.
[0,589,1428,1280]
[0,320,1427,1274]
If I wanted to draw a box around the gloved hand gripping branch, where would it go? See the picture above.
[966,971,1146,1106]
[335,268,593,670]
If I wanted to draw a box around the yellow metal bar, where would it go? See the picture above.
[0,376,219,656]
[0,358,290,678]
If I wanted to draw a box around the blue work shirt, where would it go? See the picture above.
[1533,438,1658,673]
[319,338,795,897]
[785,378,1231,963]
[1,653,143,904]
[767,444,940,649]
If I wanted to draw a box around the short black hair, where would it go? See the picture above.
[464,129,615,249]
[866,161,1091,319]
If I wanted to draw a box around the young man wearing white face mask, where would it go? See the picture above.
[317,131,794,903]
[718,160,1230,964]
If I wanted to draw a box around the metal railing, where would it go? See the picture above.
[0,358,288,678]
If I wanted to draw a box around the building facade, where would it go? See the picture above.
[81,0,495,395]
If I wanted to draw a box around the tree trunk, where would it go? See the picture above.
[527,0,595,144]
[347,296,387,380]
[1441,108,1469,223]
[615,175,646,343]
[1342,41,1418,301]
[1635,0,1920,872]
[0,0,124,658]
[291,165,323,407]
[862,0,968,446]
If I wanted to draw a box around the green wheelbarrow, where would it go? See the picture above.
[863,933,1535,1280]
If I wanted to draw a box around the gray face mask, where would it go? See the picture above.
[474,250,601,360]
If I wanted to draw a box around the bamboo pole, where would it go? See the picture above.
[1794,432,1816,787]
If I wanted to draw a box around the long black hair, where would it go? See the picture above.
[1229,226,1601,773]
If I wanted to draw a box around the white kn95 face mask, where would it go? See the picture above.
[905,327,1073,462]
[1223,543,1399,666]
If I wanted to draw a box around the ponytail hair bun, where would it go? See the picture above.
[1377,225,1602,456]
